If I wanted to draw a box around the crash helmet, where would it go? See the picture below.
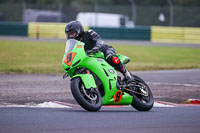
[65,21,84,40]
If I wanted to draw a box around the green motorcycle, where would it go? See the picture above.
[62,39,154,111]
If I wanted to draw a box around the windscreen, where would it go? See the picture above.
[65,39,78,53]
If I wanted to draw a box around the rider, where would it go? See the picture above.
[65,20,133,82]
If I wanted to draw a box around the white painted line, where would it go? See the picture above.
[147,82,200,87]
[52,101,80,108]
[37,102,71,108]
[154,102,174,107]
[0,101,180,108]
[53,101,175,108]
[0,102,71,108]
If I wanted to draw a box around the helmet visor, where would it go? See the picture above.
[66,31,77,39]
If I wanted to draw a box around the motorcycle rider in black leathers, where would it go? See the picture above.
[65,21,133,82]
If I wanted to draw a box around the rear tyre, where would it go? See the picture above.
[71,77,102,111]
[130,75,154,111]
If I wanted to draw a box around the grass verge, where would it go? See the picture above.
[0,39,200,74]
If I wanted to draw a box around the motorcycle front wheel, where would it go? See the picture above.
[71,77,102,111]
[130,75,154,111]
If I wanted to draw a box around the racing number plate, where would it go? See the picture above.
[64,52,76,66]
[114,90,123,103]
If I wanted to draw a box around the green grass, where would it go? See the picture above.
[0,39,200,74]
[111,44,200,71]
[0,39,65,73]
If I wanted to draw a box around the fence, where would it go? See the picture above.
[91,27,150,40]
[0,22,27,36]
[0,1,200,27]
[0,22,200,44]
[28,22,66,39]
[151,26,200,44]
[28,22,89,39]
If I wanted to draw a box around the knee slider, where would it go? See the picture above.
[112,56,120,64]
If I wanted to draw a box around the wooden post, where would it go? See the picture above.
[36,24,40,39]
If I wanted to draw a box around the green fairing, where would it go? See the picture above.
[62,39,133,105]
[117,54,130,64]
[72,74,97,89]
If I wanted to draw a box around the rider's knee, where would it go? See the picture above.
[106,54,121,66]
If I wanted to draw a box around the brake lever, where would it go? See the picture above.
[63,73,69,79]
[86,50,92,55]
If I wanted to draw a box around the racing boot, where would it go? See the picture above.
[120,64,135,84]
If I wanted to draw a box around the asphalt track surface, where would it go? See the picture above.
[131,69,200,85]
[0,106,200,133]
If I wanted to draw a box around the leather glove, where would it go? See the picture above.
[91,46,100,54]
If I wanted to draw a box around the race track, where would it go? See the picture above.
[0,68,200,133]
[0,105,200,133]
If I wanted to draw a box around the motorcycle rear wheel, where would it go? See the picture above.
[130,75,154,111]
[71,77,102,111]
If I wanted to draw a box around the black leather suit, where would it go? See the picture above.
[68,29,126,74]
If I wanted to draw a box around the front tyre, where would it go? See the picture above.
[71,77,102,111]
[130,75,154,111]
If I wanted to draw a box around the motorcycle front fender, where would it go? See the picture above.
[72,74,97,89]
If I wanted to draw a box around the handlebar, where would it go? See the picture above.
[86,50,99,56]
[86,50,94,55]
[86,50,104,58]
